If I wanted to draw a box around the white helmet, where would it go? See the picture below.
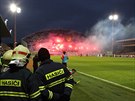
[9,45,30,67]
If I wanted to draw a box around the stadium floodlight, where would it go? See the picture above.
[9,3,21,48]
[109,14,119,21]
[113,14,119,20]
[4,19,8,26]
[108,14,119,55]
[10,29,12,34]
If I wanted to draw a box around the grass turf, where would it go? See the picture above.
[71,73,135,101]
[51,56,135,89]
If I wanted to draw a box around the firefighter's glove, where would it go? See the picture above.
[59,94,70,101]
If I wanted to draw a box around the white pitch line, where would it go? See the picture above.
[78,71,135,92]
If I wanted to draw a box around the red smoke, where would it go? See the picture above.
[33,33,101,55]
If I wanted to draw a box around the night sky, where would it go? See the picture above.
[0,0,135,42]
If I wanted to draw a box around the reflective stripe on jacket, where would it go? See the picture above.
[0,67,41,101]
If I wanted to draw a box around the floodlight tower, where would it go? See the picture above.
[108,14,119,55]
[9,3,21,48]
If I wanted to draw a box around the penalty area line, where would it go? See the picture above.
[78,71,135,92]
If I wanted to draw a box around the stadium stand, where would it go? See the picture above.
[0,43,11,55]
[114,38,135,57]
[22,29,86,54]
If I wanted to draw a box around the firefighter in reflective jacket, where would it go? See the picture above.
[33,48,74,101]
[0,45,42,101]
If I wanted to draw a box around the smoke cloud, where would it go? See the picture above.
[85,17,135,51]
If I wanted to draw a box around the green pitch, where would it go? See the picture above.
[51,56,135,101]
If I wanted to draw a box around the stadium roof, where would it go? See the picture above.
[115,38,135,42]
[0,16,11,37]
[115,38,135,47]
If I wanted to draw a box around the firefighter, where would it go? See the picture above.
[33,48,74,101]
[33,54,39,72]
[0,50,13,73]
[0,45,42,101]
